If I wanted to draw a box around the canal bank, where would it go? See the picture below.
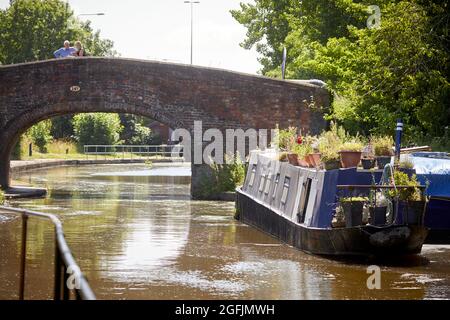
[6,158,184,199]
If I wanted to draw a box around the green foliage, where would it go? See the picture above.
[292,143,313,158]
[0,0,116,65]
[372,135,394,156]
[72,113,123,148]
[318,122,345,159]
[340,141,363,152]
[26,120,52,153]
[389,171,422,201]
[51,115,74,139]
[233,0,450,147]
[340,196,369,203]
[129,123,153,145]
[199,154,246,198]
[276,126,298,151]
[0,189,4,204]
[119,114,155,145]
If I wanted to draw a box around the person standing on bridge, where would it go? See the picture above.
[53,40,76,58]
[73,41,86,57]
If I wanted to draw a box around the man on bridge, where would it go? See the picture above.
[53,40,76,58]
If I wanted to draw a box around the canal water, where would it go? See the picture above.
[1,164,449,300]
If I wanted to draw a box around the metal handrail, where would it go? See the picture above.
[0,205,96,300]
[83,144,184,159]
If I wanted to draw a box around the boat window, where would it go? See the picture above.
[281,176,291,205]
[259,173,266,193]
[248,164,257,187]
[272,173,281,200]
[264,173,272,195]
[298,178,312,223]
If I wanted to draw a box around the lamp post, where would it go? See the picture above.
[184,1,200,65]
[78,13,105,17]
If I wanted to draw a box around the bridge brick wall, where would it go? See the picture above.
[0,57,329,198]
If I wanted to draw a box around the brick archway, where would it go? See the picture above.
[0,57,329,198]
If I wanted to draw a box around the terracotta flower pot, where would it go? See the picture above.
[305,154,315,168]
[298,158,310,167]
[309,153,322,167]
[287,153,299,166]
[339,151,362,168]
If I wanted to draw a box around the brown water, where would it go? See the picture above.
[0,164,449,300]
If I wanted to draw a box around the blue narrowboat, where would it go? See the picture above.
[235,150,429,257]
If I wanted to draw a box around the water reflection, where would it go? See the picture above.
[0,164,449,300]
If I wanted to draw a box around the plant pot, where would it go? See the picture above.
[298,158,310,167]
[341,201,364,227]
[305,154,315,168]
[376,156,391,169]
[339,151,362,168]
[287,153,299,166]
[369,206,387,226]
[323,159,340,170]
[309,153,322,167]
[395,200,426,225]
[361,158,375,170]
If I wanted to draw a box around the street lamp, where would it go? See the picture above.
[78,13,105,17]
[184,1,200,65]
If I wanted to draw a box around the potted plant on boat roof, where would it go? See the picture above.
[339,196,368,227]
[372,135,394,169]
[305,135,321,168]
[321,148,341,170]
[318,125,343,170]
[292,137,313,167]
[339,140,363,168]
[277,126,301,165]
[388,171,427,225]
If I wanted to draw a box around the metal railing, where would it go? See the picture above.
[0,206,96,300]
[83,144,184,160]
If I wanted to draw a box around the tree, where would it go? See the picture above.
[26,119,52,153]
[0,0,117,65]
[233,0,450,142]
[72,113,123,147]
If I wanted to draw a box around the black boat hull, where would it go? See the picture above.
[236,191,429,256]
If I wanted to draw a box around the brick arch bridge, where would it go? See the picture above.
[0,57,329,198]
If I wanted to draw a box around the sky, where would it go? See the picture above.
[0,0,262,74]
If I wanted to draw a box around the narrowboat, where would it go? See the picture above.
[235,150,429,257]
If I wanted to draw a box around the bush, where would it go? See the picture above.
[72,113,123,148]
[130,123,154,145]
[199,154,246,198]
[0,190,4,205]
[26,120,52,153]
